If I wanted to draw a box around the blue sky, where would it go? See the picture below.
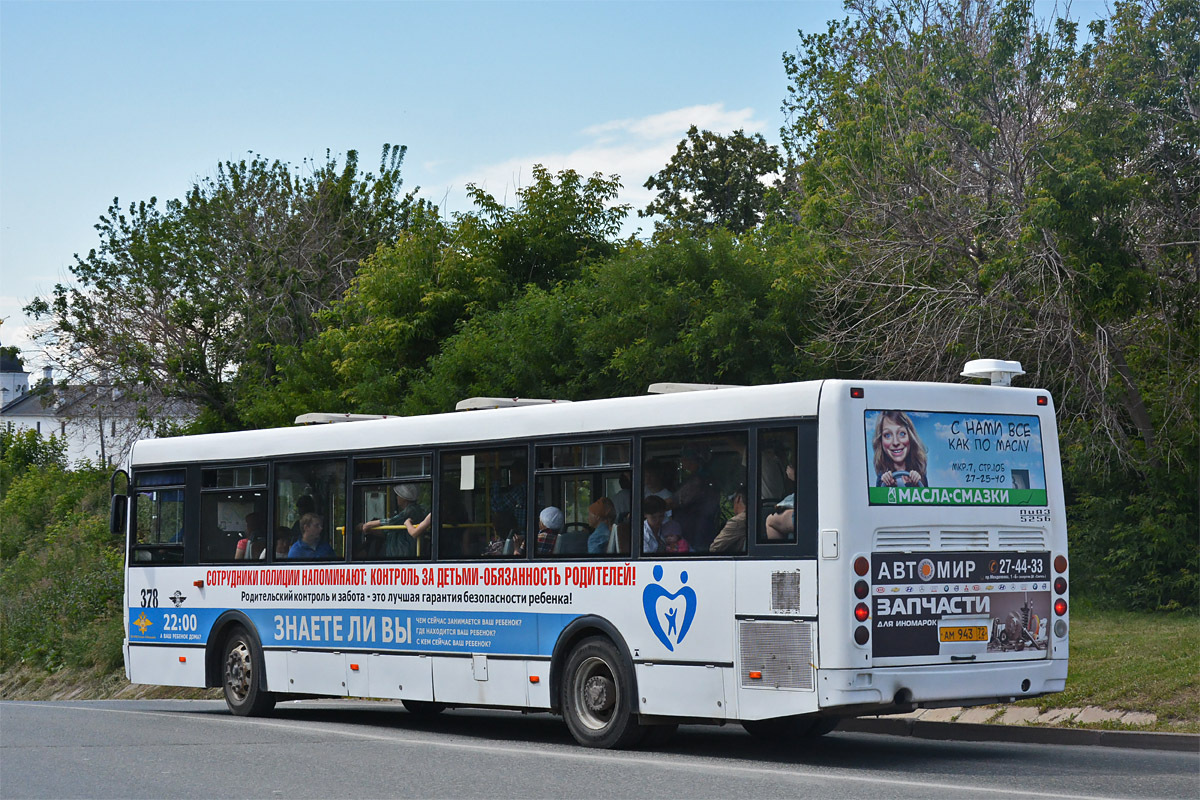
[0,0,1107,370]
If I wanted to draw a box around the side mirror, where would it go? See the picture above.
[110,494,128,538]
[109,469,129,538]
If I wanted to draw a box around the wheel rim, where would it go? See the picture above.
[224,641,253,703]
[572,655,617,731]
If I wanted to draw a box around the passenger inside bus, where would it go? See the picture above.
[535,506,565,555]
[765,494,796,541]
[643,463,674,513]
[709,486,748,554]
[288,513,335,559]
[360,484,427,558]
[668,448,719,552]
[490,459,528,536]
[271,526,291,559]
[611,473,631,524]
[234,512,266,560]
[405,512,432,541]
[586,498,616,554]
[641,494,681,555]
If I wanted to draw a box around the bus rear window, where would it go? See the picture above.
[864,410,1047,506]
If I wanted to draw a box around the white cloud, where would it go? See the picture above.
[583,103,762,142]
[428,103,769,234]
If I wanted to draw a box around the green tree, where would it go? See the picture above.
[781,0,1197,608]
[403,228,819,411]
[239,167,630,425]
[26,145,417,431]
[0,424,67,498]
[642,126,780,237]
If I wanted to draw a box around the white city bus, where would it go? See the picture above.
[116,362,1070,748]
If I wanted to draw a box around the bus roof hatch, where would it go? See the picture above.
[294,413,396,425]
[961,359,1025,386]
[647,383,745,394]
[455,397,573,411]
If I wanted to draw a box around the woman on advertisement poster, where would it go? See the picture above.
[872,410,929,488]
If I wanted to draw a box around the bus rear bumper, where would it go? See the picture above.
[817,659,1068,712]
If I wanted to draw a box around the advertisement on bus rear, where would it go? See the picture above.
[864,410,1047,506]
[871,552,1052,659]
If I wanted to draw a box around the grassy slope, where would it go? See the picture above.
[1015,608,1199,731]
[3,608,1196,731]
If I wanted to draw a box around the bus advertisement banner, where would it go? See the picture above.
[864,410,1048,506]
[870,552,1052,659]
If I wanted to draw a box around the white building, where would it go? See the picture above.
[0,347,193,468]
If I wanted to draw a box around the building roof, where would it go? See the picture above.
[0,387,54,417]
[0,384,192,420]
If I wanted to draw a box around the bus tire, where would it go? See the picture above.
[561,636,643,749]
[221,626,276,717]
[402,699,446,716]
[741,714,833,740]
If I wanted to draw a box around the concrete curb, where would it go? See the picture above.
[836,716,1200,753]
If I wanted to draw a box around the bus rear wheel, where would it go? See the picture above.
[402,699,446,716]
[561,636,643,749]
[222,626,276,717]
[741,714,836,740]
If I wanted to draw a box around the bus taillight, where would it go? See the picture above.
[853,580,869,599]
[854,603,870,622]
[1054,555,1068,573]
[1054,598,1067,616]
[1054,576,1067,594]
[853,556,869,576]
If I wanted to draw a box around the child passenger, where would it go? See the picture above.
[661,527,690,553]
[872,411,928,488]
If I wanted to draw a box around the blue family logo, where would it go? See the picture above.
[642,565,697,652]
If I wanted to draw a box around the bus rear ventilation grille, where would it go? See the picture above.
[739,620,814,690]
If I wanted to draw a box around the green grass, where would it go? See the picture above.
[1016,605,1199,731]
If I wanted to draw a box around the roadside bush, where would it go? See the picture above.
[1067,469,1198,612]
[0,463,120,671]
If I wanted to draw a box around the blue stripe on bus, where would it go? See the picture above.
[128,607,578,656]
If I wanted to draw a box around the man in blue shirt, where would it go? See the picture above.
[288,513,335,559]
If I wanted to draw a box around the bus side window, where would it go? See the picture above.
[274,460,347,561]
[131,476,186,564]
[439,448,527,559]
[199,466,268,563]
[758,428,797,544]
[642,432,747,555]
[199,491,265,562]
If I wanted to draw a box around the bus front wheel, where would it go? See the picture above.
[222,626,276,717]
[561,636,643,749]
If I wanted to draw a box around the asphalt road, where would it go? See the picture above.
[1,700,1196,799]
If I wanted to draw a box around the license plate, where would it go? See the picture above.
[940,625,989,643]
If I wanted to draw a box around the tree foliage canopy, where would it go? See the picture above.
[238,167,632,426]
[781,0,1196,608]
[26,145,417,430]
[642,125,780,237]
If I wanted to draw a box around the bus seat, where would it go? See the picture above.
[553,532,588,555]
[607,523,630,554]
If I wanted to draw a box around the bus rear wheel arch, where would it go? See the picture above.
[221,625,276,717]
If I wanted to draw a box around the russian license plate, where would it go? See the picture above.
[940,625,989,643]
